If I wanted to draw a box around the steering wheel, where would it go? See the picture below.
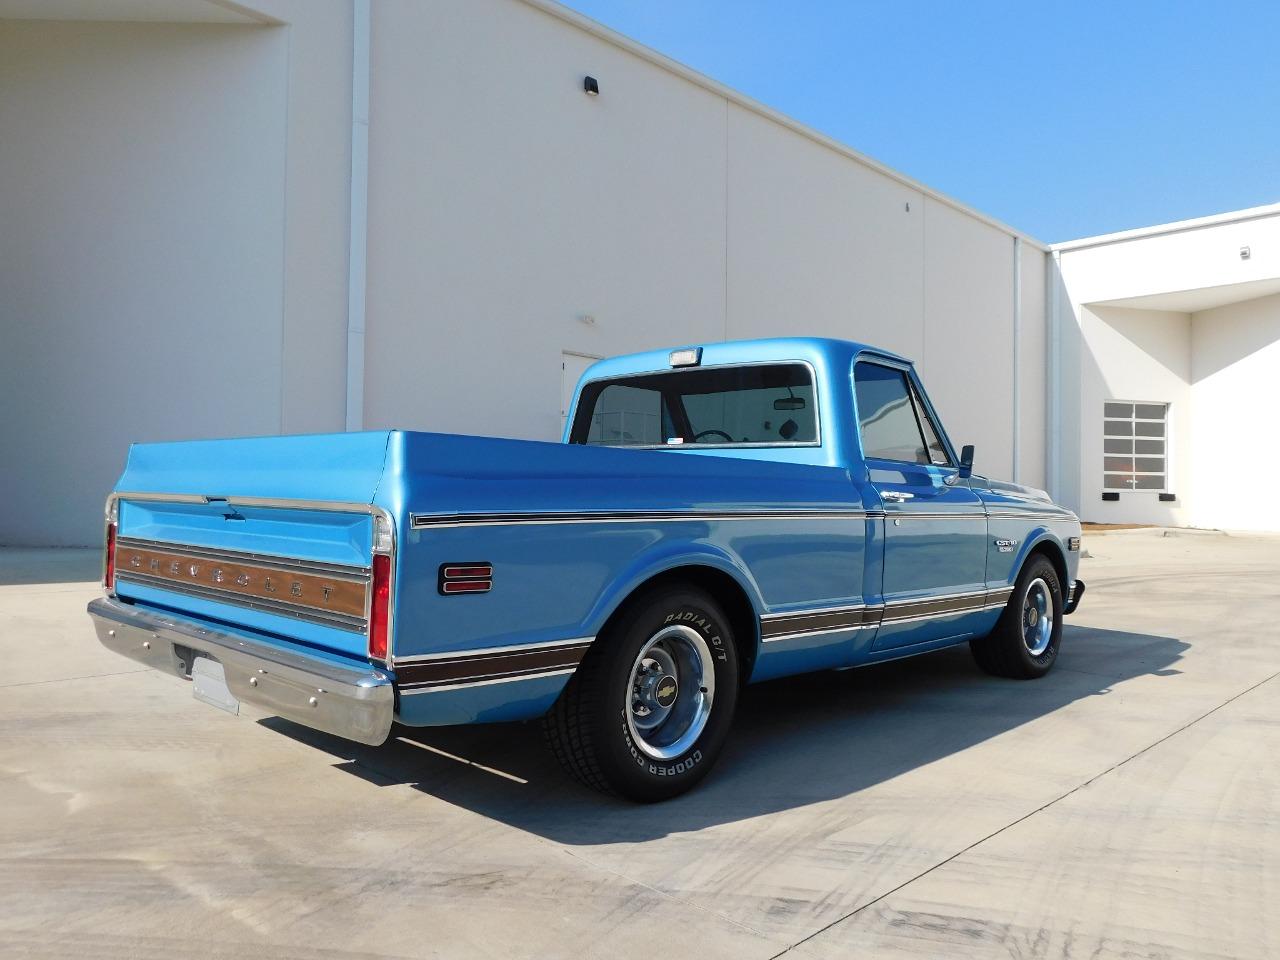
[692,429,734,443]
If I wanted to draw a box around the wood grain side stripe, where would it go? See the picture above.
[760,608,875,639]
[763,587,1017,640]
[395,641,592,689]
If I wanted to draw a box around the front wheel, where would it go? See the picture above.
[543,585,739,801]
[970,556,1063,679]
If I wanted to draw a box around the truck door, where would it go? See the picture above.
[852,360,989,652]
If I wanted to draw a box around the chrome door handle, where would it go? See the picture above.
[881,491,914,502]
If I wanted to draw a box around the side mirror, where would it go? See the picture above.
[958,444,975,480]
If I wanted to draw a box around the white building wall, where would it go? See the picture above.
[363,0,1046,488]
[363,0,729,445]
[919,200,1017,481]
[1074,306,1192,526]
[0,20,290,546]
[1056,212,1280,306]
[1056,205,1280,531]
[251,0,355,436]
[0,0,1050,545]
[1189,293,1280,531]
[1018,241,1048,485]
[723,102,925,363]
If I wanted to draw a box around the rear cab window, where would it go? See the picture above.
[570,363,818,448]
[853,361,951,466]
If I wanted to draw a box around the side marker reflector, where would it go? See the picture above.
[439,562,492,596]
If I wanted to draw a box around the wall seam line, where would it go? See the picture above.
[277,22,293,435]
[723,97,729,343]
[345,0,371,431]
[1012,236,1022,482]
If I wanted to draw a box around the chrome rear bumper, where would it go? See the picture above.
[87,597,393,746]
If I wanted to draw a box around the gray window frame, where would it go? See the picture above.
[1102,400,1170,492]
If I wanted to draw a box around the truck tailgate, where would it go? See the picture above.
[110,431,393,660]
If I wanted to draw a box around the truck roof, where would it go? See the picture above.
[581,337,910,382]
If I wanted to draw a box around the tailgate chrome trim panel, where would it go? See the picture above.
[111,536,371,633]
[88,597,393,746]
[114,571,368,632]
[115,535,371,578]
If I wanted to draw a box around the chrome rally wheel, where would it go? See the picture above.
[626,624,716,761]
[1022,577,1054,656]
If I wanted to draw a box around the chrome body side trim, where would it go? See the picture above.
[393,638,593,691]
[87,597,393,746]
[411,509,872,529]
[393,635,595,664]
[760,586,1017,643]
[408,507,1071,530]
[111,490,385,515]
[881,512,987,520]
[759,602,868,619]
[761,622,878,643]
[986,512,1077,521]
[760,604,876,641]
[397,667,577,696]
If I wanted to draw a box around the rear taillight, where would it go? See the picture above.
[369,552,391,661]
[104,521,117,591]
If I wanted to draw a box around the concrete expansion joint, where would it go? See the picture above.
[766,667,1280,960]
[0,667,149,691]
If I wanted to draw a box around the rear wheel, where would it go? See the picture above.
[970,555,1063,679]
[543,585,739,801]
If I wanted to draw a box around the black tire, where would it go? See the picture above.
[543,585,740,802]
[970,555,1063,679]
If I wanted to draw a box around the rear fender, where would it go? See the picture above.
[581,541,765,649]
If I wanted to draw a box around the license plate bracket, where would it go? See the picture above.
[192,656,240,715]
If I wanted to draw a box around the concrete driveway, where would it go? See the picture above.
[1,531,1277,959]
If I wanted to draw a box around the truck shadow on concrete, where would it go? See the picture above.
[262,624,1185,843]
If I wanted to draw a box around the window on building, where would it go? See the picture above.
[1103,401,1168,491]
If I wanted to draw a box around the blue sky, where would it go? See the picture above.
[560,1,1280,243]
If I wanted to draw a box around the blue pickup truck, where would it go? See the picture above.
[89,337,1083,800]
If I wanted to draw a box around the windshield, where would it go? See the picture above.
[569,363,818,447]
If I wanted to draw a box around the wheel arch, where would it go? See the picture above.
[1022,535,1069,595]
[587,555,763,683]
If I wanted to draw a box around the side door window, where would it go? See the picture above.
[852,362,953,468]
[854,363,931,464]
